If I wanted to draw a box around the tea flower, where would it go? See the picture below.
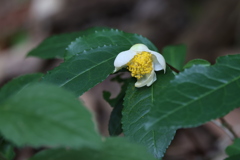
[113,44,166,88]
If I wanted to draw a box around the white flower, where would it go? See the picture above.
[113,44,166,88]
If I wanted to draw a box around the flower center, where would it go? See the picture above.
[127,51,153,79]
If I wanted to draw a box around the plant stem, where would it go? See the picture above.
[219,117,238,139]
[211,118,238,140]
[167,63,180,73]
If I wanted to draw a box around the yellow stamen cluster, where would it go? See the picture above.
[127,51,153,79]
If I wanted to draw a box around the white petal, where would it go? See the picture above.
[151,51,166,73]
[147,72,157,86]
[130,44,150,52]
[152,55,163,71]
[135,70,155,88]
[113,50,136,72]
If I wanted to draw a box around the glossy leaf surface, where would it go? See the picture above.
[147,54,240,129]
[27,27,110,59]
[122,68,176,159]
[65,28,157,59]
[43,46,122,96]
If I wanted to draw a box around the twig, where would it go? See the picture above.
[167,63,180,73]
[211,118,238,141]
[219,117,238,139]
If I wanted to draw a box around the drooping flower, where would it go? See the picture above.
[113,44,166,88]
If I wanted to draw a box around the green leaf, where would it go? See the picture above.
[0,83,101,148]
[27,27,110,59]
[162,44,187,71]
[122,67,176,159]
[43,28,157,96]
[108,99,124,136]
[0,141,15,160]
[147,54,240,129]
[42,46,121,96]
[225,154,240,160]
[103,74,130,108]
[183,59,211,69]
[43,29,157,96]
[29,137,157,160]
[0,73,43,103]
[104,74,130,136]
[226,138,240,156]
[65,27,158,59]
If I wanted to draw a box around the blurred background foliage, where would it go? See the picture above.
[0,0,240,160]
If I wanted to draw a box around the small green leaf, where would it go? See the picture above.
[108,99,124,136]
[103,91,112,105]
[0,73,43,103]
[162,44,187,71]
[226,138,240,156]
[122,67,176,159]
[183,59,211,69]
[147,54,240,129]
[27,27,110,59]
[0,141,15,160]
[0,83,101,148]
[103,74,130,107]
[104,74,130,136]
[65,28,157,59]
[29,137,157,160]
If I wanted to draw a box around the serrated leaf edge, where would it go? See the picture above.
[147,54,240,129]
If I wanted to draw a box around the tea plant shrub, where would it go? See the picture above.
[0,27,239,160]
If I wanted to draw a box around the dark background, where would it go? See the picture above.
[0,0,240,160]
